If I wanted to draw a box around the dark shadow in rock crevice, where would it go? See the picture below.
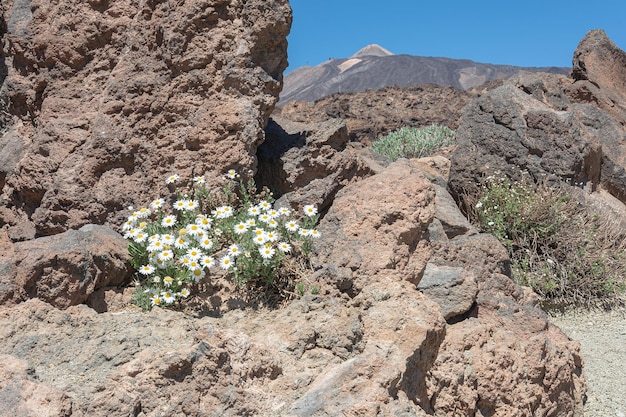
[256,117,306,199]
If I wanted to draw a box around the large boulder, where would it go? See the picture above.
[0,224,132,309]
[0,0,291,237]
[449,30,626,205]
[258,114,376,212]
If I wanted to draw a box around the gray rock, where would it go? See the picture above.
[418,263,478,320]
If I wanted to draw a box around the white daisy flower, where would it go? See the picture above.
[174,236,189,250]
[225,169,238,179]
[121,219,134,231]
[134,231,148,243]
[158,250,174,262]
[258,213,272,224]
[278,207,291,216]
[265,231,279,242]
[228,244,242,257]
[153,275,161,283]
[179,256,192,269]
[298,228,311,237]
[267,209,280,219]
[220,256,233,270]
[185,200,199,211]
[196,215,212,229]
[186,247,202,261]
[125,228,141,239]
[150,198,165,210]
[147,239,164,252]
[200,255,215,269]
[165,174,179,184]
[253,233,268,245]
[267,219,278,229]
[174,199,187,211]
[213,206,233,219]
[154,257,168,269]
[234,222,248,235]
[198,238,214,250]
[259,246,276,259]
[186,223,202,236]
[163,276,174,287]
[303,205,318,217]
[310,229,321,238]
[151,295,163,307]
[193,175,206,184]
[190,268,205,282]
[162,291,176,304]
[247,206,261,216]
[188,260,201,271]
[258,200,272,211]
[179,288,191,298]
[135,207,151,218]
[139,265,155,275]
[161,234,175,245]
[161,215,177,228]
[278,242,292,253]
[246,218,256,227]
[285,220,299,232]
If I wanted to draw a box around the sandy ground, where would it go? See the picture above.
[549,308,626,417]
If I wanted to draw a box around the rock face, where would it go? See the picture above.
[449,30,626,204]
[277,84,475,144]
[0,224,132,309]
[258,114,375,212]
[0,0,291,237]
[0,157,585,416]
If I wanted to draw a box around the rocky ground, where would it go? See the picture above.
[549,307,626,417]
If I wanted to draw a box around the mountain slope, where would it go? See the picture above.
[280,44,570,104]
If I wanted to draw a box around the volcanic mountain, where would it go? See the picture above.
[279,44,570,104]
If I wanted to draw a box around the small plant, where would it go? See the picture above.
[371,125,455,161]
[467,175,626,307]
[121,170,321,310]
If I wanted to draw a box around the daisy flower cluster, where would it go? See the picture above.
[122,171,321,309]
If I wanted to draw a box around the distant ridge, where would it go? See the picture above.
[280,46,570,104]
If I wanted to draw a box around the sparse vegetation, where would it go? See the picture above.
[467,175,626,308]
[371,125,455,160]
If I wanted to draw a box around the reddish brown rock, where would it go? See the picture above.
[0,224,132,309]
[276,84,475,144]
[0,354,74,416]
[258,115,375,212]
[314,159,436,289]
[0,0,292,237]
[571,29,626,124]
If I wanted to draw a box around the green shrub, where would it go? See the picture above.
[467,175,626,308]
[122,170,321,310]
[371,125,455,161]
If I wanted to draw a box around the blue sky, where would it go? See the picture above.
[286,1,626,72]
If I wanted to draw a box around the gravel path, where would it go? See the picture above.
[549,308,626,417]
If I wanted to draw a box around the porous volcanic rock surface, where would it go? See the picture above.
[449,30,626,205]
[276,84,475,144]
[0,0,291,237]
[0,159,585,416]
[0,3,594,416]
